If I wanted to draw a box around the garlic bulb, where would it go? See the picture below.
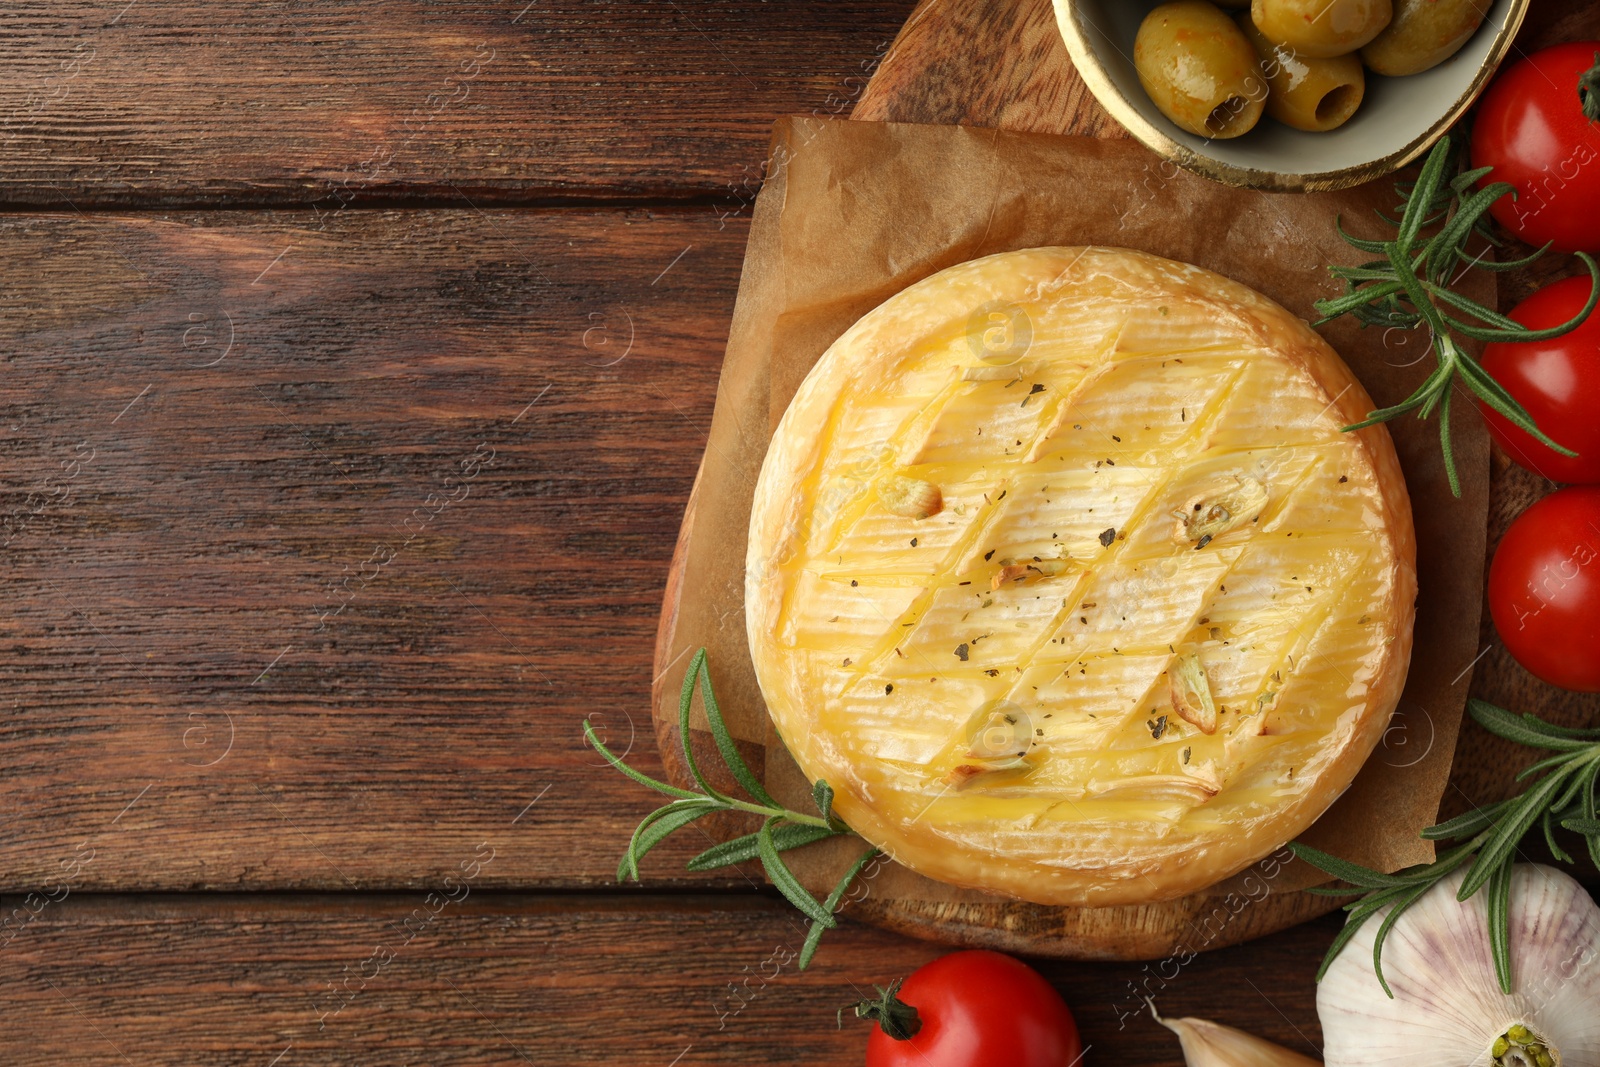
[1151,1002,1322,1067]
[1319,864,1600,1067]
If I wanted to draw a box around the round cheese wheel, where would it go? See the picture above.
[746,246,1416,907]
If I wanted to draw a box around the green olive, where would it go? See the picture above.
[1251,0,1392,58]
[1135,1,1267,139]
[1240,13,1364,131]
[1360,0,1486,76]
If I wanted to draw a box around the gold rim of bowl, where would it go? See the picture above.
[1054,0,1532,192]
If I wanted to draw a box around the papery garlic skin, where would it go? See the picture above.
[1319,864,1600,1067]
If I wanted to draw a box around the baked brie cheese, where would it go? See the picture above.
[745,247,1416,907]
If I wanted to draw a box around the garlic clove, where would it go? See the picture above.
[1151,1001,1323,1067]
[876,473,942,519]
[1171,474,1269,547]
[1318,864,1600,1067]
[1170,652,1219,735]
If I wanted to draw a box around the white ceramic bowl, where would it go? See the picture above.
[1054,0,1530,191]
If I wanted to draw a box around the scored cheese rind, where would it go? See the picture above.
[746,247,1416,907]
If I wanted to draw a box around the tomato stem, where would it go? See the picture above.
[1579,52,1600,123]
[844,978,923,1042]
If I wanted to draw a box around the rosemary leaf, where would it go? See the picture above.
[1470,700,1596,751]
[1370,881,1433,998]
[1341,365,1446,427]
[620,799,721,882]
[1397,141,1453,249]
[1460,770,1571,899]
[1472,243,1553,272]
[1288,842,1426,890]
[1334,217,1387,254]
[1449,164,1496,194]
[677,649,733,803]
[1313,892,1398,981]
[1509,715,1600,741]
[1455,357,1566,449]
[1429,183,1512,277]
[1350,301,1415,329]
[1542,807,1576,866]
[1486,861,1515,994]
[1422,798,1514,841]
[585,719,701,800]
[1331,264,1406,283]
[684,822,839,871]
[813,779,836,825]
[1313,281,1406,321]
[1435,386,1458,498]
[691,648,781,808]
[758,815,836,928]
[1422,282,1523,331]
[1517,747,1587,783]
[1491,253,1599,342]
[1585,761,1600,871]
[799,846,880,969]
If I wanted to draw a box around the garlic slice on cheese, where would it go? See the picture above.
[746,247,1416,907]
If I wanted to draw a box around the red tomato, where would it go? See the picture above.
[1479,275,1600,483]
[859,951,1081,1067]
[1472,42,1600,253]
[1488,486,1600,692]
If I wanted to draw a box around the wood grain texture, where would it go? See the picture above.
[849,0,1600,823]
[0,0,1591,1057]
[854,0,1119,135]
[0,0,912,208]
[0,891,1336,1065]
[0,206,777,891]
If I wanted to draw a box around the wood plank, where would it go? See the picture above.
[0,891,1334,1064]
[0,0,912,207]
[0,207,761,890]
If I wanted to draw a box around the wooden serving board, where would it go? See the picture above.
[652,0,1600,959]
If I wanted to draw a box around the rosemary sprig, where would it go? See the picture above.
[1314,132,1600,497]
[1293,699,1600,997]
[586,648,879,967]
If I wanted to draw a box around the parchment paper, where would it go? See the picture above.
[663,116,1489,913]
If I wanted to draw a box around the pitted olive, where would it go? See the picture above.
[1135,1,1268,139]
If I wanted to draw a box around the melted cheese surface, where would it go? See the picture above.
[746,247,1415,906]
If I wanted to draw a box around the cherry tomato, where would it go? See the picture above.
[1488,486,1600,692]
[1479,275,1600,483]
[857,951,1081,1067]
[1471,42,1600,253]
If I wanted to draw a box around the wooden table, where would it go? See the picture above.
[8,2,1565,1063]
